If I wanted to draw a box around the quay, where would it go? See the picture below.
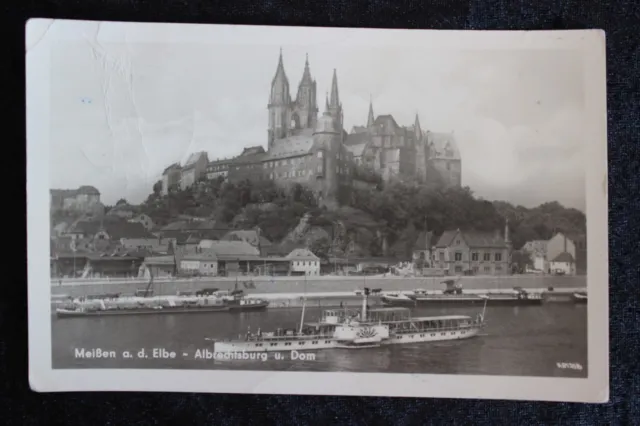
[50,286,587,310]
[50,274,586,299]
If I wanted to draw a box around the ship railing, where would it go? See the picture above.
[226,333,335,343]
[392,324,480,334]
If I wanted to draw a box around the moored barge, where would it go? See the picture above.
[381,279,543,307]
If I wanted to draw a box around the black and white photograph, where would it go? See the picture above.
[27,20,608,402]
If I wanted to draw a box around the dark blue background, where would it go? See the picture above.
[6,0,640,423]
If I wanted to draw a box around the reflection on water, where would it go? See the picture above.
[52,304,588,378]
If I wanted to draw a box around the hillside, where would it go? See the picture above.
[132,177,586,261]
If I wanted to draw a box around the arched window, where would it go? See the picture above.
[291,113,300,130]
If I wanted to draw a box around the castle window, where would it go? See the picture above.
[472,252,479,261]
[446,163,451,170]
[483,253,491,261]
[454,252,462,261]
[495,253,502,262]
[317,151,323,158]
[317,165,322,173]
[269,173,273,179]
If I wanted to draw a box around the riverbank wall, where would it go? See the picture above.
[49,275,586,298]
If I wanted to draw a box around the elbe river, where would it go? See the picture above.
[52,302,588,378]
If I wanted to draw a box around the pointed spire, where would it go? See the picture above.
[329,69,340,108]
[270,47,289,104]
[325,92,330,112]
[414,113,422,140]
[367,95,375,127]
[299,52,312,85]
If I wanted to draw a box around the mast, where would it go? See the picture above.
[299,296,306,334]
[143,264,154,297]
[480,296,488,322]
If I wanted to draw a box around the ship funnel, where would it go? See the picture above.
[361,287,370,321]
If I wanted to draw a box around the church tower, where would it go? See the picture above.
[327,69,344,135]
[313,102,341,208]
[367,96,375,128]
[292,54,318,131]
[414,113,422,142]
[268,49,292,148]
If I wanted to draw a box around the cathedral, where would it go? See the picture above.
[180,50,462,206]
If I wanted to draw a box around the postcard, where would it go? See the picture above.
[27,19,608,402]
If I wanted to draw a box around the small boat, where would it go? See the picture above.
[571,291,588,304]
[210,288,486,353]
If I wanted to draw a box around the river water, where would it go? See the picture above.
[52,302,588,378]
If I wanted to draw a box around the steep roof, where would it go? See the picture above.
[162,163,181,175]
[373,115,404,136]
[231,152,267,165]
[286,248,319,261]
[222,230,273,247]
[144,255,176,265]
[241,146,266,156]
[182,253,218,261]
[263,128,315,161]
[435,229,507,248]
[351,126,368,134]
[426,131,461,160]
[103,221,154,240]
[198,240,260,259]
[551,252,575,263]
[184,151,208,167]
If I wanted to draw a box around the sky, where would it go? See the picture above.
[43,22,587,211]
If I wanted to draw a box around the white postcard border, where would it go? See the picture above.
[26,20,609,403]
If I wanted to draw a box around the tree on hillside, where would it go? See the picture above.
[116,198,128,206]
[310,237,331,261]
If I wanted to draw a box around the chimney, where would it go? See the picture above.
[504,218,510,244]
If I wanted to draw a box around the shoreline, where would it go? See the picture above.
[51,287,586,311]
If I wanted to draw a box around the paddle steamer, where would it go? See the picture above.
[210,288,487,353]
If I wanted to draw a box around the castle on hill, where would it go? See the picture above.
[162,50,462,205]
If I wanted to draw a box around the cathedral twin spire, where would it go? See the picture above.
[268,49,342,144]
